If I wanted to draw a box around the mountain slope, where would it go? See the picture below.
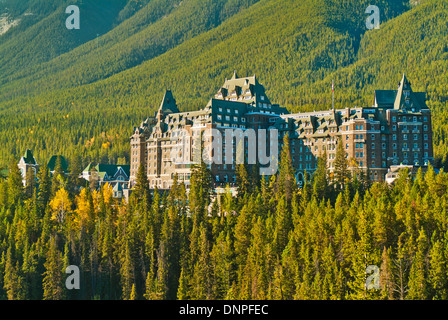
[0,0,262,102]
[2,0,448,170]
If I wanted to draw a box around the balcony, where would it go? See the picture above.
[402,148,410,152]
[412,129,420,134]
[412,148,420,152]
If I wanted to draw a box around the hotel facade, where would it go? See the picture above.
[129,72,433,189]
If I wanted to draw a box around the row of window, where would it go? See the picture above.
[217,115,246,122]
[391,116,428,123]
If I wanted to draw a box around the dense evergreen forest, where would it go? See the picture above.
[1,136,448,300]
[1,0,448,172]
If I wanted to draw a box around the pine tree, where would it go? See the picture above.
[51,156,66,196]
[42,237,64,300]
[428,239,447,299]
[235,163,250,199]
[380,247,394,300]
[37,163,52,210]
[407,229,428,299]
[130,284,137,300]
[176,267,189,300]
[133,163,152,212]
[273,195,291,256]
[277,133,297,203]
[333,137,349,189]
[3,248,23,300]
[67,154,82,198]
[25,168,36,199]
[312,151,328,200]
[8,161,23,207]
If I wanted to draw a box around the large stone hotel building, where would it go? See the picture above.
[129,72,433,189]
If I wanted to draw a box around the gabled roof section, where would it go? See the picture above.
[393,73,427,111]
[84,164,130,180]
[374,90,396,107]
[83,163,94,173]
[113,183,123,192]
[47,155,68,172]
[158,90,179,114]
[215,72,271,105]
[21,149,37,165]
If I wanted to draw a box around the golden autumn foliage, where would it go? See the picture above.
[49,188,71,225]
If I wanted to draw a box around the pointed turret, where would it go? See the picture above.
[394,73,412,110]
[158,90,179,114]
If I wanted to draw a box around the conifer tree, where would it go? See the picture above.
[176,267,189,300]
[3,248,23,300]
[133,163,152,212]
[333,137,349,189]
[37,163,52,210]
[42,237,64,300]
[235,163,250,199]
[273,195,291,256]
[8,161,23,207]
[312,151,328,200]
[428,239,447,299]
[51,156,66,196]
[407,229,428,299]
[277,133,297,203]
[380,247,394,300]
[25,168,36,199]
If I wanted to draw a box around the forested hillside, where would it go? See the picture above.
[0,0,447,170]
[1,137,448,300]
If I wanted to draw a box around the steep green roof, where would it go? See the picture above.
[83,164,130,180]
[374,90,396,106]
[158,90,179,114]
[22,149,37,165]
[47,155,68,172]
